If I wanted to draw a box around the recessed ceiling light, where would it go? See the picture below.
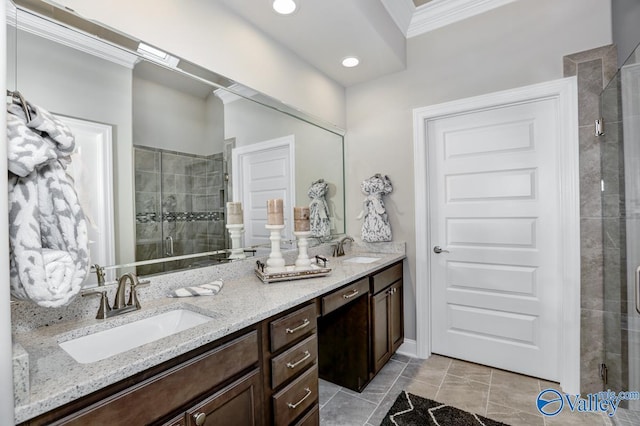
[341,56,360,68]
[272,0,297,15]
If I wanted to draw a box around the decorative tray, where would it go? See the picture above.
[255,257,331,284]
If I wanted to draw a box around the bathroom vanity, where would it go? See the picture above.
[13,250,405,426]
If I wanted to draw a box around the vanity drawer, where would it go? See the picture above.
[270,304,317,352]
[271,334,317,388]
[371,262,402,295]
[272,365,318,426]
[321,278,368,315]
[293,404,319,426]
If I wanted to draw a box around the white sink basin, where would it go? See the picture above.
[343,256,381,264]
[59,309,213,364]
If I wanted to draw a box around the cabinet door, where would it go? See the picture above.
[371,289,391,374]
[389,281,404,354]
[185,369,262,426]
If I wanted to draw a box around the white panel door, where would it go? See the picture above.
[233,136,295,247]
[56,115,116,285]
[429,99,561,381]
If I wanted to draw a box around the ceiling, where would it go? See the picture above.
[218,0,516,87]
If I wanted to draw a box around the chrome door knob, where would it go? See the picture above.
[433,246,450,254]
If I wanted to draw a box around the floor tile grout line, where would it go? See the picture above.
[433,357,453,400]
[485,368,493,416]
[363,361,410,425]
[320,385,341,410]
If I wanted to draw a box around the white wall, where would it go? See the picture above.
[133,77,225,156]
[1,3,15,425]
[52,0,346,129]
[345,0,613,341]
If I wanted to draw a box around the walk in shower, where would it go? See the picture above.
[601,39,640,422]
[134,146,228,275]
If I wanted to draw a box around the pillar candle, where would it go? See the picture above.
[226,202,243,224]
[294,206,310,231]
[267,199,284,225]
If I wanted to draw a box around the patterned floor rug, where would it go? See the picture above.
[381,391,509,426]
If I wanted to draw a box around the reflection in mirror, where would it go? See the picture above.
[7,1,345,283]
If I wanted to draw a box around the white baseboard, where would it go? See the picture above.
[396,339,419,358]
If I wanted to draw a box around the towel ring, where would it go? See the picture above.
[6,89,32,122]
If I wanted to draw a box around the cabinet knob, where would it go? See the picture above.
[193,412,207,426]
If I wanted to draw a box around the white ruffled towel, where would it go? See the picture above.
[7,96,90,308]
[167,280,224,298]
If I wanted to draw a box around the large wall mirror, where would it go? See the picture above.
[6,0,345,282]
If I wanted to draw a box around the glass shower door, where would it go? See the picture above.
[134,147,229,274]
[620,43,640,413]
[602,40,640,418]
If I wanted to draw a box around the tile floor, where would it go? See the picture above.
[318,353,617,426]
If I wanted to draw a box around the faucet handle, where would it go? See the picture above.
[127,274,141,309]
[95,291,112,319]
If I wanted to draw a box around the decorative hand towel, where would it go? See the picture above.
[167,280,224,298]
[358,174,393,242]
[7,94,90,308]
[308,178,331,239]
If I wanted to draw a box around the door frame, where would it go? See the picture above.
[412,77,580,393]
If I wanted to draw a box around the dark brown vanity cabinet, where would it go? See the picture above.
[164,368,262,426]
[23,329,262,426]
[188,369,262,425]
[371,262,404,374]
[262,303,319,426]
[20,260,402,426]
[318,260,404,392]
[317,278,371,392]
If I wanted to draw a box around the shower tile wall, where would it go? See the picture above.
[564,44,618,394]
[134,146,226,275]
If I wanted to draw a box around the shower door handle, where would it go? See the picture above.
[165,236,174,256]
[636,266,640,315]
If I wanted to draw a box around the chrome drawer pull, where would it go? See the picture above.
[286,318,310,334]
[342,289,359,299]
[287,387,312,409]
[286,351,311,369]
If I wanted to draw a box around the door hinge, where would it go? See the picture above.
[600,362,608,385]
[595,118,605,136]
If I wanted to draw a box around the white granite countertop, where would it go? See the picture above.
[13,248,405,424]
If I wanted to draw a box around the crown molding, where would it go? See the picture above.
[407,0,518,37]
[213,83,259,105]
[6,2,138,68]
[380,0,415,36]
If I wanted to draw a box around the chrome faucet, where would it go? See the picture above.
[334,235,354,257]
